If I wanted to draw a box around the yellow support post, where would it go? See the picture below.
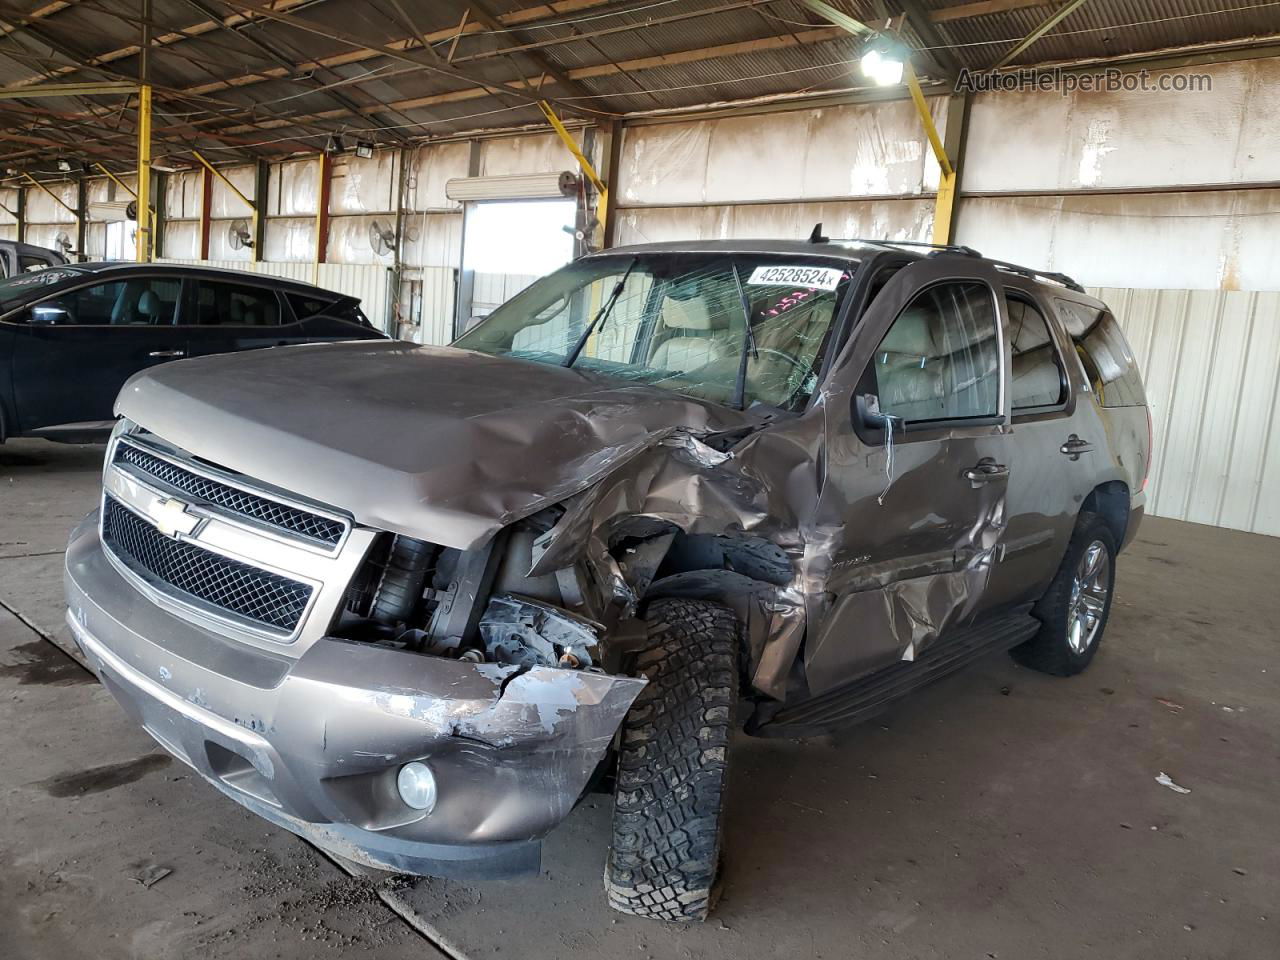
[95,163,137,199]
[191,153,257,215]
[903,62,959,245]
[136,84,152,262]
[538,101,609,241]
[21,172,78,217]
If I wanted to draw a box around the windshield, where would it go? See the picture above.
[0,266,86,311]
[453,253,854,410]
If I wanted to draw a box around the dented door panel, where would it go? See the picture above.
[804,257,1013,695]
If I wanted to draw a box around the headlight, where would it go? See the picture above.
[396,761,438,812]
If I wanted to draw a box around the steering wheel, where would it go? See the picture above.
[751,347,810,375]
[748,348,813,405]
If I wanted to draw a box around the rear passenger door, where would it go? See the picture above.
[972,284,1082,613]
[181,277,291,358]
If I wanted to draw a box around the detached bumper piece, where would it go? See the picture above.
[65,514,645,879]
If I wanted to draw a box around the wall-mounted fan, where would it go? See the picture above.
[227,219,254,251]
[369,219,396,257]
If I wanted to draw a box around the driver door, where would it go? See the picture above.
[805,257,1012,695]
[8,274,185,433]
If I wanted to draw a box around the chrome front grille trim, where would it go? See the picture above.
[99,427,378,651]
[113,436,351,554]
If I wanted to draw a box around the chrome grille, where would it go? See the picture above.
[114,442,345,546]
[102,495,313,633]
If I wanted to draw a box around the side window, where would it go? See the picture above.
[189,281,281,327]
[288,293,373,329]
[31,277,181,326]
[19,254,54,273]
[1006,296,1066,411]
[1055,299,1146,408]
[872,281,1001,423]
[286,293,334,320]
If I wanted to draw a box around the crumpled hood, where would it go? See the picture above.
[116,340,751,548]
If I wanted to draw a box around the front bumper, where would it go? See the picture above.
[64,512,644,879]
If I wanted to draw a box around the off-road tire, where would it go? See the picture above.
[1013,511,1117,676]
[604,598,739,922]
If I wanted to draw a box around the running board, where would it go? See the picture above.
[747,614,1041,738]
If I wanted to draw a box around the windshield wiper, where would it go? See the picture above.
[731,262,758,408]
[564,257,637,367]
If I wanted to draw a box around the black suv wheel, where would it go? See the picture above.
[604,598,739,921]
[1014,511,1117,676]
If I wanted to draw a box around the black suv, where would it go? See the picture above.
[0,262,384,442]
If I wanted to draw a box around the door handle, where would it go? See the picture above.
[1060,434,1094,460]
[147,349,186,358]
[963,459,1009,486]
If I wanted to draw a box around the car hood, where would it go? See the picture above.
[116,340,752,548]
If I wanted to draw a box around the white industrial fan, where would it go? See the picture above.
[227,219,253,251]
[369,219,396,257]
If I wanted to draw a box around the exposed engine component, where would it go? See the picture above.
[479,594,602,669]
[371,535,438,624]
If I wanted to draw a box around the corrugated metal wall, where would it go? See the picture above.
[158,258,394,334]
[1092,287,1280,536]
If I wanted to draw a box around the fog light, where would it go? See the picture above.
[396,761,437,812]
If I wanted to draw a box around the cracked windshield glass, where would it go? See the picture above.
[453,254,854,410]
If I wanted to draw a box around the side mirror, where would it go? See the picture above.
[29,304,72,325]
[854,392,887,429]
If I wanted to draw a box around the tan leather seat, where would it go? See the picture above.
[875,307,946,421]
[1008,300,1063,407]
[649,295,735,373]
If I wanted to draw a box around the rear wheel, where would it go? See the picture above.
[605,598,739,922]
[1013,511,1116,676]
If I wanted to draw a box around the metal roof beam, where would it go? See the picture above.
[178,0,624,98]
[896,0,962,79]
[203,25,852,137]
[928,0,1044,23]
[995,0,1093,67]
[215,0,603,118]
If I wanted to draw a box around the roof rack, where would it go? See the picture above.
[986,259,1085,293]
[804,224,1084,292]
[806,227,982,259]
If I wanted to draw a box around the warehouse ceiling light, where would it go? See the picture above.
[355,141,374,159]
[860,36,906,87]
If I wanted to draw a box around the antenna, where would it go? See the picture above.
[808,222,828,243]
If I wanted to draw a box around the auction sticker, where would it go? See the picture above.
[747,264,843,290]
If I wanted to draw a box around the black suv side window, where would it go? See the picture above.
[872,281,1001,423]
[287,292,373,328]
[1006,296,1066,411]
[189,280,281,326]
[1055,299,1146,408]
[287,293,332,320]
[31,277,181,326]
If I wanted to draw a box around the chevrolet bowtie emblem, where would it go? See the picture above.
[152,497,200,539]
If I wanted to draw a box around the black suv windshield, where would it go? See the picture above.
[453,253,854,410]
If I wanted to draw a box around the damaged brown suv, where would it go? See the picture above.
[64,235,1150,921]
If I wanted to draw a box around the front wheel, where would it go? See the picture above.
[604,598,739,922]
[1013,511,1117,676]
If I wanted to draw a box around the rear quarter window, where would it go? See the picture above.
[1055,298,1146,408]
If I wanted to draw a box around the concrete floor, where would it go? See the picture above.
[2,438,1277,960]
